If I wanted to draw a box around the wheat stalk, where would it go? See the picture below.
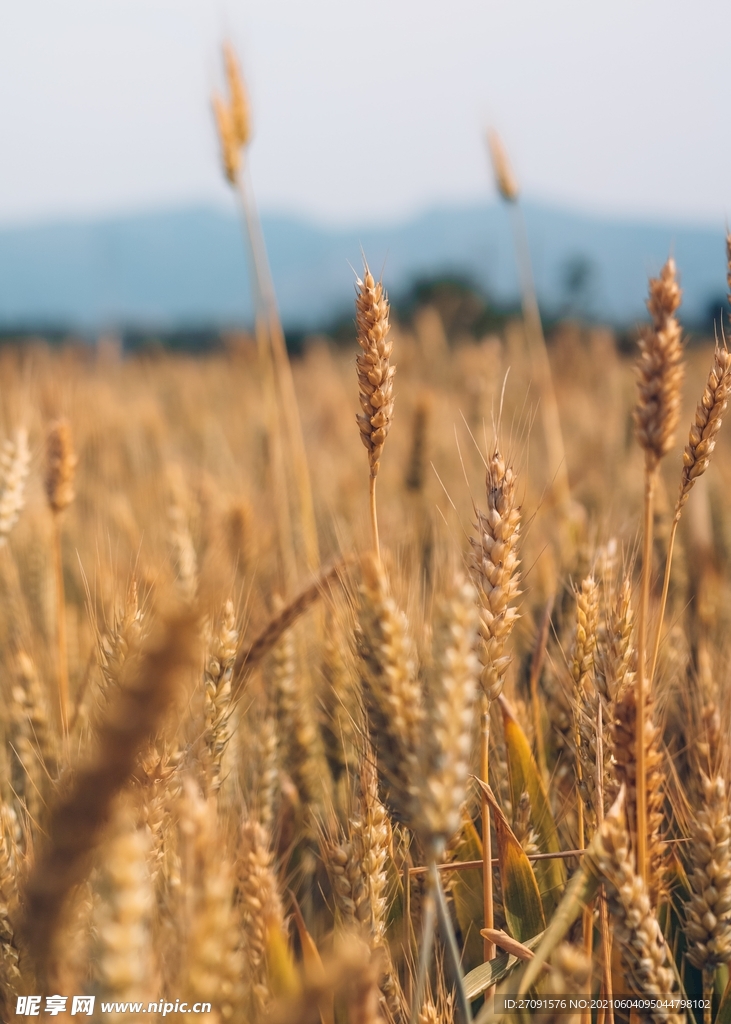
[633,257,684,886]
[486,130,570,512]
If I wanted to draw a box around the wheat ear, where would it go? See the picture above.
[683,773,731,1006]
[269,613,328,814]
[571,575,600,842]
[469,447,521,701]
[45,418,77,736]
[633,257,684,886]
[212,93,240,185]
[92,800,154,1020]
[19,607,198,981]
[178,780,243,1020]
[650,344,731,687]
[0,428,30,544]
[223,42,251,149]
[358,553,422,828]
[202,599,238,794]
[419,574,480,854]
[320,617,359,785]
[469,446,520,959]
[237,817,288,1017]
[611,680,665,906]
[584,789,682,1024]
[355,262,395,561]
[10,650,57,823]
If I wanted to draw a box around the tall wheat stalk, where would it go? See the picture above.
[487,130,570,513]
[214,47,319,580]
[633,258,683,884]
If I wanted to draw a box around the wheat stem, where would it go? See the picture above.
[510,204,570,512]
[409,862,437,1024]
[236,164,320,574]
[703,969,713,1024]
[636,463,656,886]
[51,515,69,737]
[596,704,614,1024]
[480,694,494,967]
[649,517,677,688]
[369,476,380,562]
[434,865,472,1023]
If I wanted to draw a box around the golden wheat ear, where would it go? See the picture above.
[355,261,395,560]
[222,42,251,149]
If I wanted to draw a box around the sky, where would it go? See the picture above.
[0,0,728,228]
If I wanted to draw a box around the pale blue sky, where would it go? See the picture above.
[0,0,727,226]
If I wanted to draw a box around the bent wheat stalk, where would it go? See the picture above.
[649,343,731,687]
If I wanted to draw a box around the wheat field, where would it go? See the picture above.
[3,45,731,1024]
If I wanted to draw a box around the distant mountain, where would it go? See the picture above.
[0,201,726,332]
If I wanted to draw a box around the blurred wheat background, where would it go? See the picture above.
[2,6,731,1024]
